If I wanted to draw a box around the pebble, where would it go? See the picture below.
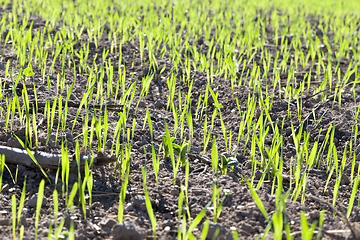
[14,127,26,137]
[341,174,350,185]
[75,87,82,93]
[48,134,57,148]
[318,135,325,142]
[254,170,264,180]
[69,93,79,101]
[309,211,320,220]
[170,188,179,196]
[204,221,232,240]
[132,195,146,209]
[65,132,74,142]
[140,203,147,212]
[99,218,117,229]
[19,215,27,227]
[125,203,134,212]
[106,139,113,148]
[132,195,155,209]
[154,100,165,109]
[7,137,23,148]
[0,218,11,226]
[111,219,145,240]
[240,222,255,233]
[27,194,48,208]
[137,101,146,108]
[285,127,292,136]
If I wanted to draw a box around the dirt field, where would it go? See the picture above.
[1,0,360,239]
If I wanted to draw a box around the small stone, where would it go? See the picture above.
[103,227,111,235]
[318,135,325,142]
[132,195,156,209]
[111,219,145,240]
[0,218,11,226]
[140,203,147,212]
[75,87,82,93]
[65,132,74,142]
[27,194,48,208]
[38,85,46,91]
[204,221,232,240]
[304,101,312,108]
[285,127,292,136]
[14,127,26,137]
[341,174,350,185]
[99,218,117,229]
[240,222,255,234]
[106,139,113,148]
[309,211,320,220]
[254,170,264,180]
[7,137,23,148]
[154,100,165,110]
[132,195,146,209]
[309,169,326,177]
[170,188,179,196]
[48,134,57,148]
[137,101,146,108]
[125,203,134,212]
[69,93,79,101]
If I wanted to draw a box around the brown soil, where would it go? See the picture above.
[0,2,360,240]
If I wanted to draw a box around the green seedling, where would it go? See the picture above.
[35,179,45,240]
[300,211,317,240]
[162,135,176,160]
[220,154,239,175]
[142,161,156,239]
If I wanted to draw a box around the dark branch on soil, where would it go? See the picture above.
[0,145,117,171]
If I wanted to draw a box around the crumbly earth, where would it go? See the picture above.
[0,1,360,240]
